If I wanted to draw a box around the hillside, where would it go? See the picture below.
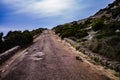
[53,0,120,66]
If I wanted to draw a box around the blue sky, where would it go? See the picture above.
[0,0,114,34]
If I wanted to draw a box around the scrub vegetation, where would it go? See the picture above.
[0,28,46,53]
[53,0,120,62]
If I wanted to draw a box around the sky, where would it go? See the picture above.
[0,0,114,34]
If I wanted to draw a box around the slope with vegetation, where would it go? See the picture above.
[0,28,46,54]
[53,0,120,72]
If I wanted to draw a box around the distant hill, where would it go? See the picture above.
[53,0,120,62]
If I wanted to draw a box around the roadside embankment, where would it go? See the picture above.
[0,46,20,65]
[64,38,120,73]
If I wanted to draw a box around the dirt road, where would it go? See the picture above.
[0,30,112,80]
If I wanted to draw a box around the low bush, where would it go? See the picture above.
[112,7,120,19]
[92,19,105,31]
[89,36,120,61]
[54,23,88,39]
[0,28,45,54]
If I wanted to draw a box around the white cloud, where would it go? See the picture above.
[2,0,87,17]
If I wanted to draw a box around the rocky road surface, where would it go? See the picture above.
[0,30,112,80]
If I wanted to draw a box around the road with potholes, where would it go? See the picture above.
[0,30,112,80]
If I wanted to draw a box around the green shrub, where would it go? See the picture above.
[54,23,88,39]
[0,32,3,43]
[0,28,45,54]
[95,31,116,39]
[0,32,4,53]
[3,30,33,48]
[89,36,120,61]
[31,28,45,36]
[22,30,33,46]
[92,19,105,31]
[94,21,120,39]
[112,7,120,19]
[60,29,75,39]
[75,30,88,39]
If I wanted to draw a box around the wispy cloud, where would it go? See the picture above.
[0,0,113,34]
[1,0,87,17]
